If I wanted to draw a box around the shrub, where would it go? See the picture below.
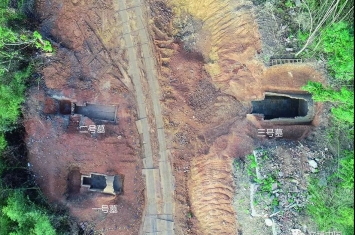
[1,190,57,235]
[0,134,6,152]
[321,22,354,81]
[0,66,31,132]
[338,151,354,190]
[306,151,354,234]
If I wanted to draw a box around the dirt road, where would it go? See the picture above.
[115,0,175,234]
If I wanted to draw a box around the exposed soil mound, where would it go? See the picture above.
[169,0,263,84]
[190,155,236,235]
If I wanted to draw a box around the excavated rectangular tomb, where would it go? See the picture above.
[74,103,117,122]
[81,173,123,195]
[250,92,314,124]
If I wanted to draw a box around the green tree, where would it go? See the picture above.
[1,191,57,235]
[0,1,52,132]
[0,134,6,152]
[0,67,30,132]
[0,2,63,234]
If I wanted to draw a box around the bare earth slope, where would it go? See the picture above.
[147,0,325,234]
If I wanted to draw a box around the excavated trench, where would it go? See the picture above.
[250,92,314,123]
[74,104,117,122]
[58,100,117,122]
[82,174,107,190]
[81,173,123,194]
[251,96,308,119]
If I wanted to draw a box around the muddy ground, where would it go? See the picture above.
[24,0,328,234]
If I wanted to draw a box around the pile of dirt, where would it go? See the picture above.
[188,132,254,235]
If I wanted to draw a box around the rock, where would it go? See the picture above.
[265,218,273,227]
[272,183,278,191]
[291,229,305,235]
[308,159,318,168]
[290,179,299,184]
[318,176,328,186]
[294,0,302,7]
[278,171,284,177]
[273,206,280,214]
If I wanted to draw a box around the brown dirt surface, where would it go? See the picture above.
[147,0,326,234]
[25,0,328,234]
[24,0,147,234]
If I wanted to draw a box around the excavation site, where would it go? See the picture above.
[2,0,350,235]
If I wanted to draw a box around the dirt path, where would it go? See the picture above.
[115,0,175,234]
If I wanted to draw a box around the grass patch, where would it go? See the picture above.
[306,151,354,234]
[297,3,354,232]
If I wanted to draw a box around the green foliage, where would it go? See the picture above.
[259,175,276,193]
[248,154,257,168]
[1,190,57,235]
[297,30,309,43]
[302,81,354,125]
[0,2,68,234]
[0,134,6,152]
[285,0,295,8]
[338,151,354,190]
[0,1,51,133]
[246,154,259,182]
[295,0,354,82]
[271,197,279,207]
[307,183,354,234]
[246,153,278,193]
[0,133,6,174]
[32,31,53,53]
[306,151,354,234]
[261,152,269,160]
[0,66,31,132]
[320,22,354,81]
[0,26,18,46]
[0,1,25,26]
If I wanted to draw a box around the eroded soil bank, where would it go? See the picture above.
[148,0,325,234]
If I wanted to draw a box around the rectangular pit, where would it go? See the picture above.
[81,173,123,195]
[250,92,314,124]
[252,96,308,120]
[74,103,117,122]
